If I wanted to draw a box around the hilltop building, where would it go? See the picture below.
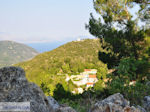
[77,38,81,41]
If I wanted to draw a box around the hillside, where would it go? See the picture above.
[15,39,108,95]
[0,40,38,68]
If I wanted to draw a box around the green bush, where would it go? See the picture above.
[107,57,150,105]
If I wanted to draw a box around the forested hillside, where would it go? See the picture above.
[16,39,108,95]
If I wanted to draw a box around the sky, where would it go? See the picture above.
[0,0,96,43]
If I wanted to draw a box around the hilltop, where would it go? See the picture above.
[15,39,108,95]
[0,40,38,68]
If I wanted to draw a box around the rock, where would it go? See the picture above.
[0,67,76,112]
[47,96,76,112]
[124,106,146,112]
[143,96,150,111]
[90,93,146,112]
[90,93,129,112]
[146,81,150,87]
[57,106,77,112]
[47,96,60,111]
[136,105,147,112]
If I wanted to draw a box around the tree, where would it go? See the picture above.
[86,0,150,105]
[86,0,149,67]
[106,57,150,105]
[62,64,70,73]
[94,80,104,92]
[94,0,132,23]
[53,83,72,100]
[93,0,150,25]
[40,82,50,96]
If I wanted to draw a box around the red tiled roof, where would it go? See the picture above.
[87,83,94,85]
[84,69,92,72]
[89,75,96,78]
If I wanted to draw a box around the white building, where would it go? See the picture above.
[77,38,81,41]
[65,69,98,93]
[84,69,97,74]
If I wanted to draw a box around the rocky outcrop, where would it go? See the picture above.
[90,93,146,112]
[47,96,60,111]
[47,96,76,112]
[143,96,150,111]
[0,67,76,112]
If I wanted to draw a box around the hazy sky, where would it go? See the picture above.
[0,0,96,43]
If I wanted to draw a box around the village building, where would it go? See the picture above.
[84,69,98,88]
[86,82,94,88]
[66,69,98,93]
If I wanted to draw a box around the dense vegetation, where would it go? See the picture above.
[0,41,38,68]
[16,0,150,111]
[86,0,150,106]
[16,39,108,96]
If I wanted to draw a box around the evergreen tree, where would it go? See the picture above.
[86,0,150,67]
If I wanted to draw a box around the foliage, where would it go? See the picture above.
[15,39,108,96]
[86,0,150,68]
[14,1,150,111]
[40,82,51,96]
[54,84,99,112]
[60,99,87,112]
[107,57,150,105]
[145,29,150,37]
[107,79,150,105]
[68,80,78,92]
[94,0,150,27]
[94,0,132,22]
[117,58,149,81]
[93,80,104,92]
[86,0,150,106]
[87,16,146,67]
[97,64,108,80]
[53,83,72,101]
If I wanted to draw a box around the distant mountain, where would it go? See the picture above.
[0,41,38,68]
[16,39,108,95]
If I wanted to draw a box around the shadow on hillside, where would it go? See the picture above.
[53,83,110,103]
[98,51,119,69]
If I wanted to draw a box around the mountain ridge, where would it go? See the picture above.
[0,40,38,68]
